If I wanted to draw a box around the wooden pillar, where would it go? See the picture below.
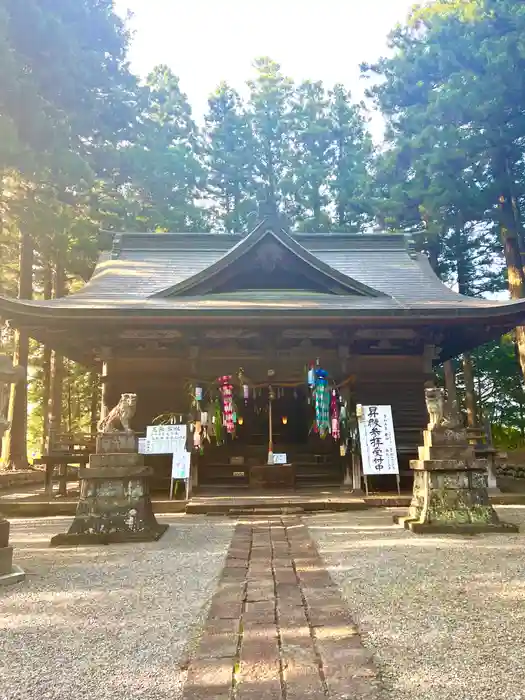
[339,345,361,491]
[443,360,458,407]
[423,344,440,381]
[99,348,112,423]
[463,352,477,428]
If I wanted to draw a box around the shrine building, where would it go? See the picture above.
[1,217,525,492]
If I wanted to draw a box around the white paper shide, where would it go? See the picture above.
[358,405,399,476]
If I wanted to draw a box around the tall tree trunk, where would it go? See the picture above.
[48,259,66,448]
[40,264,53,454]
[1,231,33,470]
[49,258,67,495]
[495,153,525,379]
[454,221,479,428]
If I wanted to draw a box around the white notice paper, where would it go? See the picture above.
[358,405,399,476]
[171,452,191,480]
[142,425,187,455]
[273,453,288,464]
[146,424,187,441]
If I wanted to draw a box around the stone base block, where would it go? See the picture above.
[96,432,137,454]
[394,515,518,535]
[0,518,9,548]
[399,465,518,535]
[88,452,143,469]
[78,465,152,481]
[0,545,13,575]
[0,564,25,586]
[50,524,169,547]
[50,467,168,547]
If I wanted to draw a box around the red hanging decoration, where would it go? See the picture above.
[217,375,235,434]
[330,389,340,440]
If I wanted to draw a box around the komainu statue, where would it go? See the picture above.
[97,393,137,434]
[424,386,445,430]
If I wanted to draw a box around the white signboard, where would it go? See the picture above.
[273,453,288,464]
[146,424,187,440]
[142,425,187,455]
[358,405,399,476]
[172,452,191,480]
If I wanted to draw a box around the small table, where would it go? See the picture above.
[249,463,295,489]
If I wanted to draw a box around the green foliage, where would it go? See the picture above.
[204,83,256,232]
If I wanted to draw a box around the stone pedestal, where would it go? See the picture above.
[396,426,518,534]
[50,433,168,546]
[0,355,27,585]
[0,517,25,585]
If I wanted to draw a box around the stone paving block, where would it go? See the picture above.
[297,570,334,588]
[224,557,249,569]
[195,631,239,659]
[312,622,360,642]
[282,662,325,700]
[277,604,309,628]
[273,568,297,585]
[204,618,241,635]
[247,560,273,572]
[317,637,375,667]
[306,604,355,628]
[183,657,234,700]
[275,583,304,607]
[221,568,248,582]
[236,679,282,700]
[244,600,276,626]
[240,627,280,667]
[246,582,275,602]
[208,599,244,620]
[280,626,317,664]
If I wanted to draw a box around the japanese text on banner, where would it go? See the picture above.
[358,405,399,476]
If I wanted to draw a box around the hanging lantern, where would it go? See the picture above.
[238,416,244,426]
[217,375,235,434]
[243,383,249,404]
[282,416,288,425]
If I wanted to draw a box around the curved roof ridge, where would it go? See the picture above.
[149,219,387,299]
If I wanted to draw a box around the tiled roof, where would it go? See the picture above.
[30,227,499,310]
[0,224,522,320]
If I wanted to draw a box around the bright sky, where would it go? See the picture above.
[114,0,416,134]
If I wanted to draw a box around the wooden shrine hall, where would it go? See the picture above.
[2,216,525,492]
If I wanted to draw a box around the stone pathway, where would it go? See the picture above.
[183,516,379,700]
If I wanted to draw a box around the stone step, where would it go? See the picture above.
[227,506,304,517]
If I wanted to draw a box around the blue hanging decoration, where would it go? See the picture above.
[313,366,330,437]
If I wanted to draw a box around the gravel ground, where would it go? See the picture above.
[0,515,234,700]
[307,506,525,700]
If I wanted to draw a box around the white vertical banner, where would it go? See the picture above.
[170,451,192,501]
[358,405,399,476]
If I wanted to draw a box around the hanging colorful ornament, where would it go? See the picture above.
[243,383,250,405]
[330,389,340,440]
[195,386,203,402]
[314,367,330,437]
[217,375,235,434]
